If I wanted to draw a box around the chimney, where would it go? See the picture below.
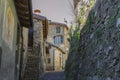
[34,9,41,15]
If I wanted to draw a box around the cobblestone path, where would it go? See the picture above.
[43,71,65,80]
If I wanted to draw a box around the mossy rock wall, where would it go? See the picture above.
[66,0,120,80]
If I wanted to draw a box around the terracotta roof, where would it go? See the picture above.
[49,21,69,30]
[14,0,33,28]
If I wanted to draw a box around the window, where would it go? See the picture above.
[56,27,61,33]
[47,58,51,64]
[0,47,2,68]
[54,36,63,44]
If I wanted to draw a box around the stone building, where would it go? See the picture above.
[0,0,33,80]
[33,13,48,77]
[21,14,48,80]
[46,21,69,71]
[0,1,19,80]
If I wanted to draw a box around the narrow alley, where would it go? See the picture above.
[0,0,120,80]
[42,71,65,80]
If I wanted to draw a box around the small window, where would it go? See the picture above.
[54,36,63,44]
[47,58,51,64]
[56,27,61,33]
[0,47,2,68]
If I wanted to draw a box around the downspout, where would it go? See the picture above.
[19,25,24,80]
[28,0,33,28]
[28,0,33,49]
[15,24,20,80]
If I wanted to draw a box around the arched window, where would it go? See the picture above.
[54,35,63,44]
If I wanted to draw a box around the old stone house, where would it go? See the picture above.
[46,21,69,71]
[33,13,48,77]
[0,0,33,80]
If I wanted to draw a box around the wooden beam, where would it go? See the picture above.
[20,21,30,27]
[15,2,28,9]
[14,0,33,28]
[18,15,29,20]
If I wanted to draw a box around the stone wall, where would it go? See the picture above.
[54,49,62,70]
[21,27,29,77]
[47,24,65,43]
[66,0,120,80]
[33,19,45,77]
[46,24,69,71]
[65,0,95,80]
[0,0,18,80]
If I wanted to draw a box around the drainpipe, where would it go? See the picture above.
[19,26,24,80]
[53,49,55,71]
[28,0,33,28]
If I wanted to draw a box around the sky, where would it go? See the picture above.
[32,0,75,25]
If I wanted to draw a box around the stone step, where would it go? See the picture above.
[23,75,38,80]
[26,60,39,63]
[25,64,38,68]
[25,65,38,68]
[24,70,38,75]
[23,48,40,80]
[27,58,39,61]
[23,78,38,80]
[27,55,40,58]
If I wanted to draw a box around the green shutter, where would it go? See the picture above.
[56,27,60,33]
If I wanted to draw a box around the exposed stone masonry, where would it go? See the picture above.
[23,48,39,80]
[66,0,120,80]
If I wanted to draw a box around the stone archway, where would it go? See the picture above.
[45,41,66,54]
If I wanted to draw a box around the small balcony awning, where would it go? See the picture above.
[14,0,33,28]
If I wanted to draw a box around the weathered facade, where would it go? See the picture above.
[21,27,29,79]
[33,14,48,77]
[46,21,69,71]
[0,0,19,80]
[0,0,33,80]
